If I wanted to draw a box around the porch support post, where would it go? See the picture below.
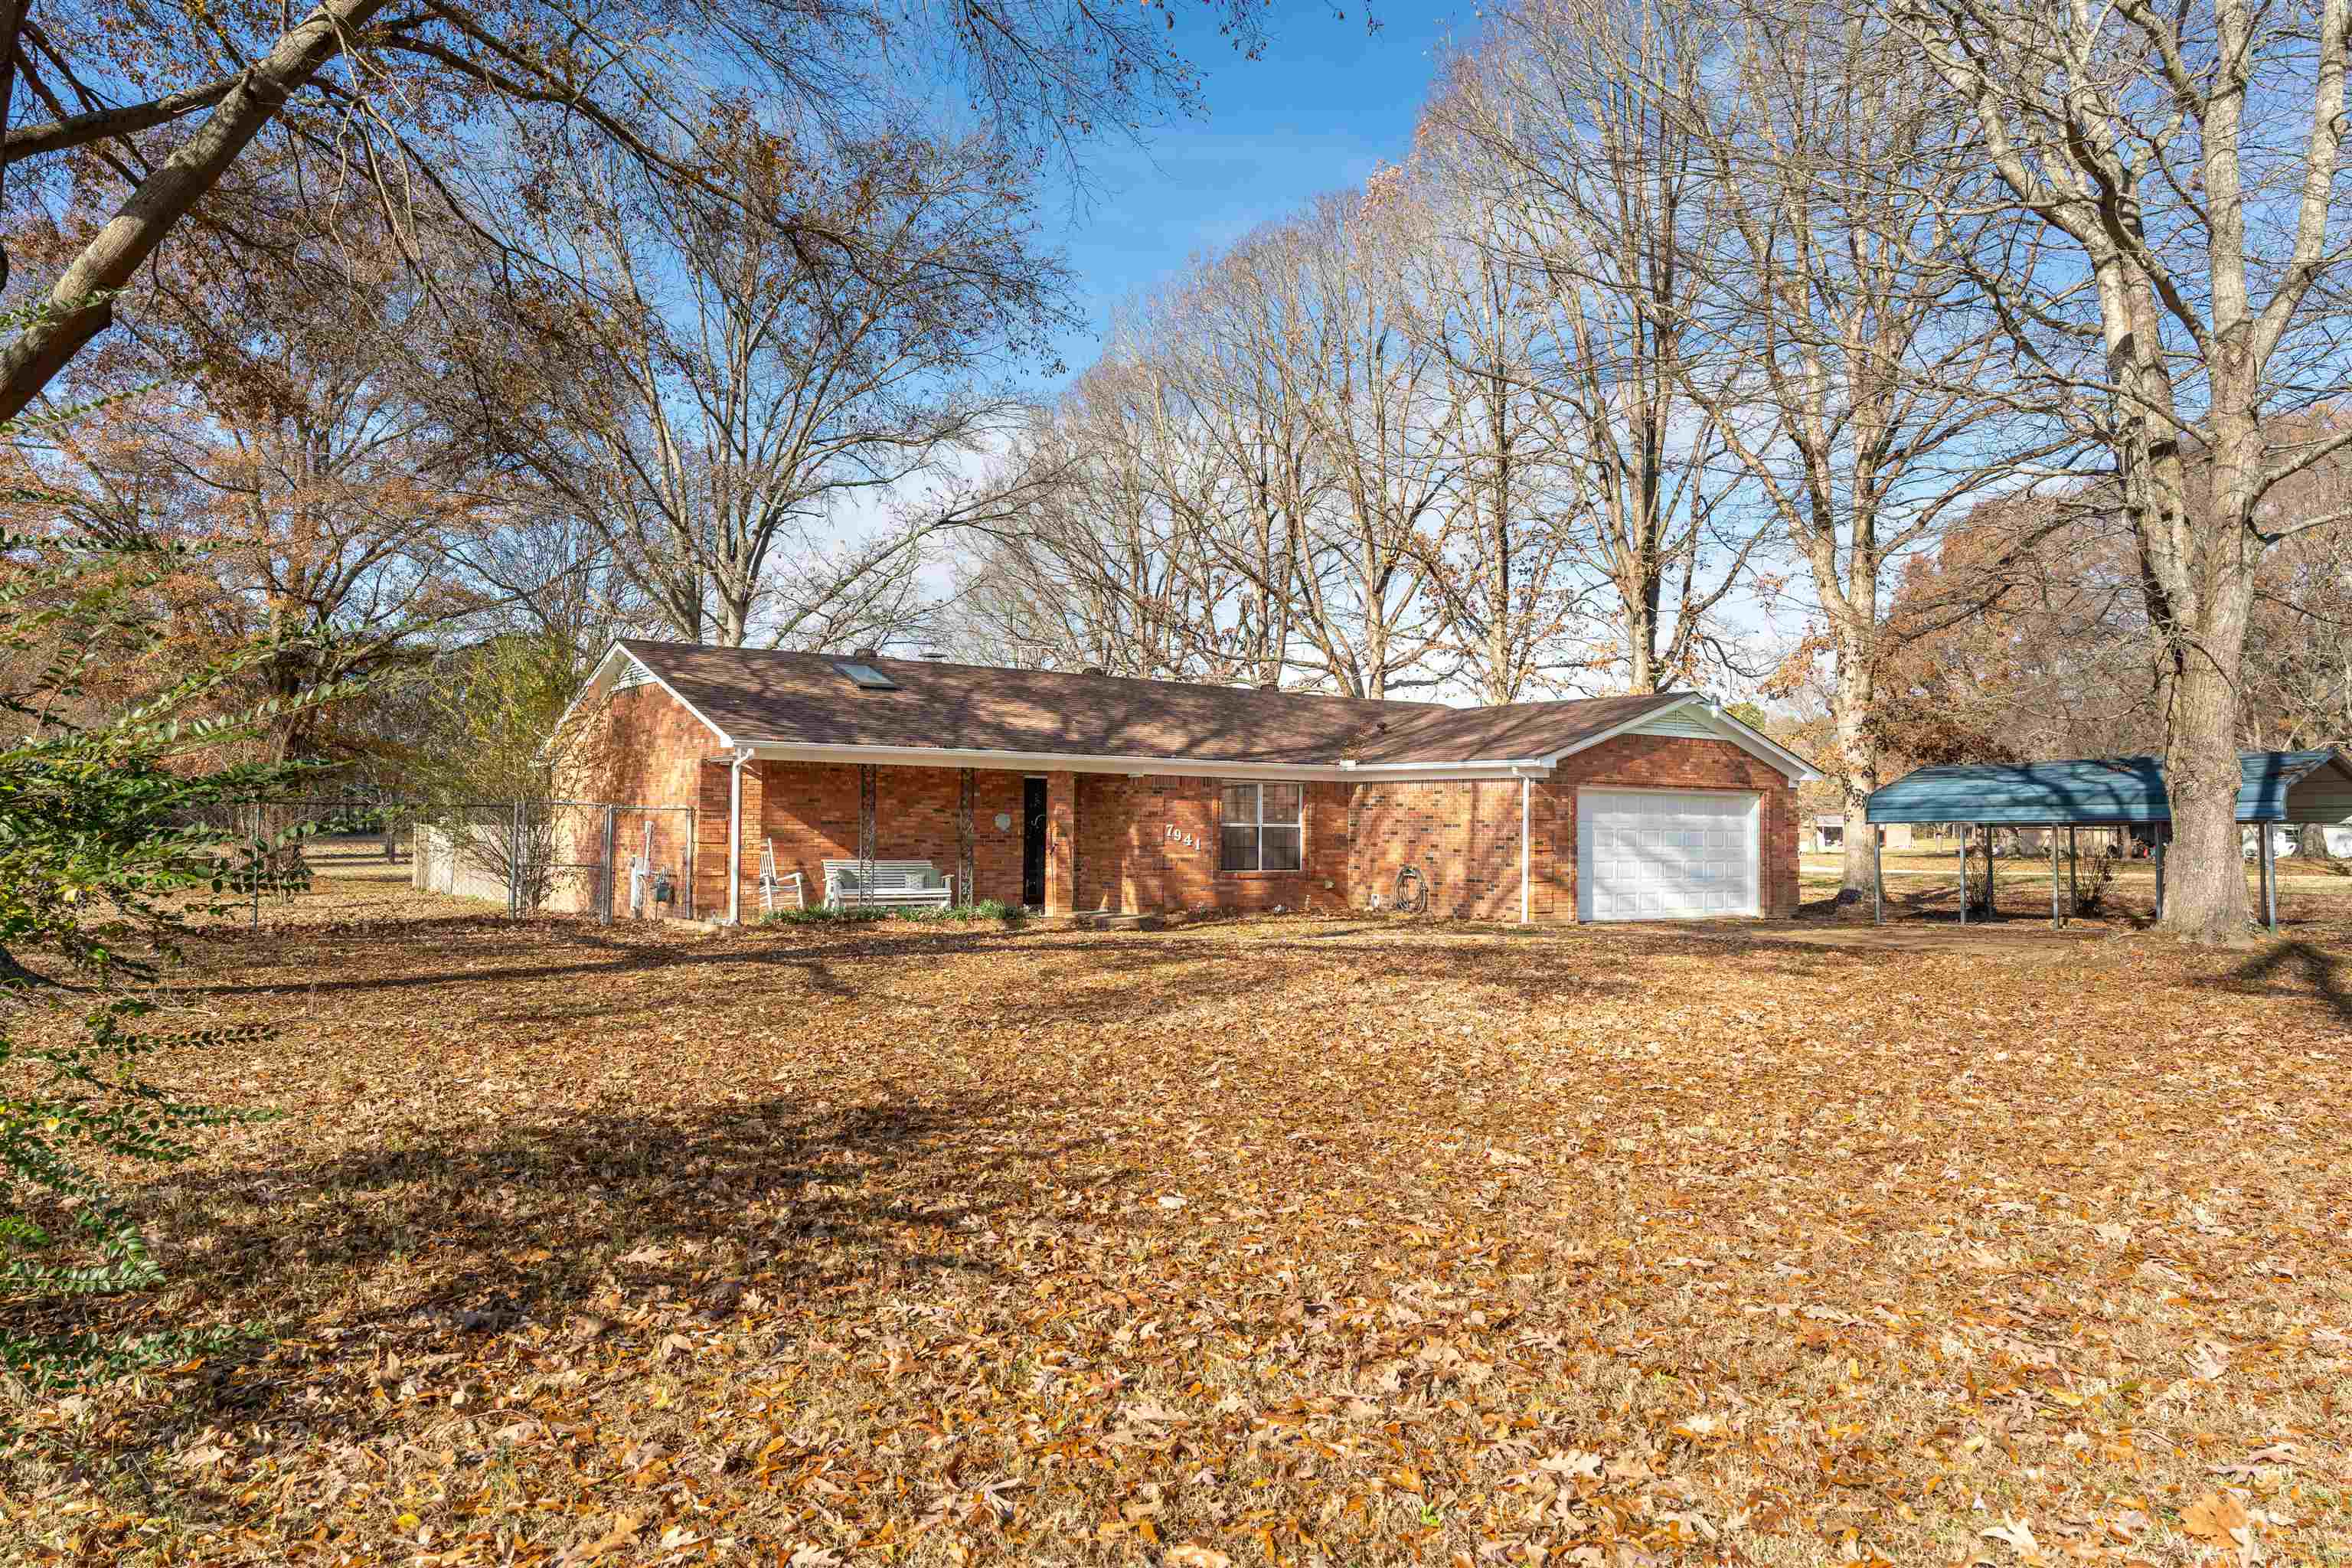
[957,768,976,906]
[2154,827,2166,920]
[1044,770,1076,916]
[1520,774,1531,925]
[2068,826,2078,915]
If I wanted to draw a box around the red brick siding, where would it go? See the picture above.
[1071,776,1351,915]
[967,771,1028,905]
[551,684,717,919]
[1348,779,1545,922]
[697,760,732,916]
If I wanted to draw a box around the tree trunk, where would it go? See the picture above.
[2159,622,2253,941]
[1624,585,1660,692]
[714,588,752,648]
[1834,682,1880,900]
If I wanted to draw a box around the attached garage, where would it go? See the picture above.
[1577,789,1761,920]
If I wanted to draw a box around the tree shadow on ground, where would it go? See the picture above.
[1,1086,1083,1458]
[178,914,1935,1023]
[2211,939,2352,1024]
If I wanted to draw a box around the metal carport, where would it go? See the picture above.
[1863,750,2352,932]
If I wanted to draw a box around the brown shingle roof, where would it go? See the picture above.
[618,641,1697,766]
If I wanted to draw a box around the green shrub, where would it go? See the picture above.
[3,524,335,1382]
[897,899,1024,923]
[762,903,895,925]
[761,899,1024,926]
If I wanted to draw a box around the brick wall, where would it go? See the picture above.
[1348,779,1549,922]
[697,760,731,916]
[1072,776,1352,915]
[550,684,714,919]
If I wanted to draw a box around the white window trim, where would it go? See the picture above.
[1219,780,1305,874]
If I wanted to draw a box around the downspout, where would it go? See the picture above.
[1521,773,1531,925]
[727,746,750,925]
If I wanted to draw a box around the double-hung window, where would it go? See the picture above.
[1219,782,1303,872]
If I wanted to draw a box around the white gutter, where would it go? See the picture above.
[733,738,1553,784]
[1336,755,1552,775]
[726,746,752,925]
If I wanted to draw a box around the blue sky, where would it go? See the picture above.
[1033,2,1472,385]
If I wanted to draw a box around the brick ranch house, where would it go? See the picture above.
[552,640,1819,924]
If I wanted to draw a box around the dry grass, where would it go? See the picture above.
[5,878,2351,1567]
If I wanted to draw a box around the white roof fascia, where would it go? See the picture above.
[558,642,735,749]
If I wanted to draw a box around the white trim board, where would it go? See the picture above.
[737,739,1548,782]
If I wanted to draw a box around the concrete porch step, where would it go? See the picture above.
[1067,910,1165,932]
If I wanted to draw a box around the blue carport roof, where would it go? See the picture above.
[1866,750,2341,825]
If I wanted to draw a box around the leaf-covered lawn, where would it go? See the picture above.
[7,882,2351,1567]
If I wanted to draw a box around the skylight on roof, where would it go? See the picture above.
[835,661,898,691]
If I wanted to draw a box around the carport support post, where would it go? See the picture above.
[1983,823,1994,919]
[1953,824,1964,923]
[2050,825,2062,928]
[2262,825,2277,934]
[1871,823,1883,925]
[2154,829,2166,920]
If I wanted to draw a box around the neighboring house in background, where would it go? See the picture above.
[1809,815,1913,854]
[547,642,1820,925]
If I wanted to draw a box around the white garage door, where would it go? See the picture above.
[1578,789,1760,921]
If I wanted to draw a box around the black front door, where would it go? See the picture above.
[1021,777,1047,907]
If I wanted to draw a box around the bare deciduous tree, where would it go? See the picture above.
[1429,0,1769,692]
[1886,0,2352,939]
[1285,191,1453,698]
[1676,10,2047,897]
[1386,160,1596,702]
[487,130,1063,648]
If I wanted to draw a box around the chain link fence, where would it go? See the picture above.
[186,797,698,925]
[413,801,697,920]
